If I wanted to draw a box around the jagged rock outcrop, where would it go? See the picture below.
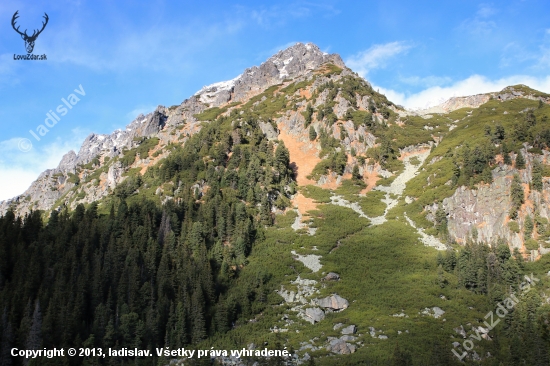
[437,148,550,255]
[443,169,516,245]
[495,85,550,104]
[107,161,125,189]
[194,42,345,107]
[57,150,78,171]
[0,106,173,216]
[2,43,348,217]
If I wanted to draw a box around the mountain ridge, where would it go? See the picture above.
[2,43,550,263]
[0,42,344,216]
[410,84,550,116]
[1,42,550,366]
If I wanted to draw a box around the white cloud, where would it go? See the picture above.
[376,74,550,110]
[399,75,453,88]
[346,42,412,78]
[476,4,496,18]
[457,4,498,37]
[459,17,496,36]
[0,130,88,201]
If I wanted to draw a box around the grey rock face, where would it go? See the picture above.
[443,171,515,246]
[326,339,356,354]
[323,272,340,281]
[440,150,550,250]
[341,325,357,335]
[340,335,356,342]
[107,161,125,189]
[305,307,325,323]
[75,106,168,169]
[233,43,344,102]
[57,150,78,171]
[258,121,278,140]
[333,95,351,119]
[0,105,175,216]
[316,294,349,310]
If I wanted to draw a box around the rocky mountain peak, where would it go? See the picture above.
[264,42,345,78]
[195,42,345,106]
[57,150,78,171]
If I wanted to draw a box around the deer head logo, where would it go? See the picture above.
[11,11,49,54]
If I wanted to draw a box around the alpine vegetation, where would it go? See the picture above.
[1,43,549,366]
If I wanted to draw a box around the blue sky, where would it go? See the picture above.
[1,0,549,200]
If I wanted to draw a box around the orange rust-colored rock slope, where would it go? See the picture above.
[292,192,318,216]
[277,123,320,186]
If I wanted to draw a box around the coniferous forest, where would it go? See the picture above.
[0,116,294,366]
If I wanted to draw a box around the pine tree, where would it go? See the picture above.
[436,251,444,267]
[17,301,32,350]
[451,158,460,185]
[492,124,506,143]
[0,309,14,366]
[428,339,453,366]
[481,166,493,184]
[214,299,229,334]
[532,160,543,191]
[191,287,206,344]
[525,109,537,126]
[437,265,448,288]
[260,194,272,225]
[303,104,313,127]
[515,151,526,169]
[352,165,362,181]
[503,152,512,165]
[309,126,317,141]
[443,249,457,272]
[173,301,187,346]
[435,208,448,235]
[484,124,492,137]
[510,174,524,219]
[524,215,534,240]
